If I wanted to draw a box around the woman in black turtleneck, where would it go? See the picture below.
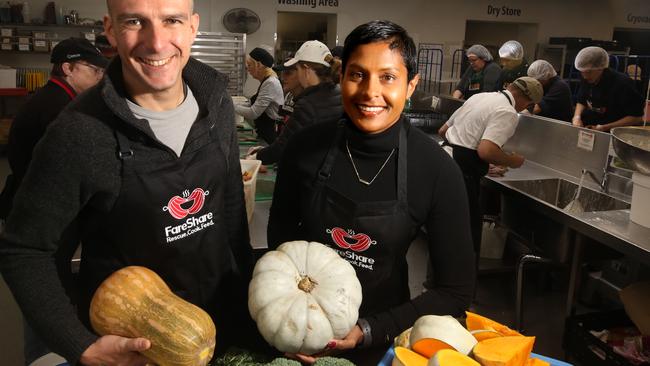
[267,20,475,365]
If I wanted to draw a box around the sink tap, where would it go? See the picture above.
[581,168,609,193]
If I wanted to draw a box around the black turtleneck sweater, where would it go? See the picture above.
[268,115,475,357]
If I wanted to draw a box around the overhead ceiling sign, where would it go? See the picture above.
[277,0,339,9]
[486,5,522,18]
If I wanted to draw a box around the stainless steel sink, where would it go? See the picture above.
[503,178,630,212]
[499,178,629,263]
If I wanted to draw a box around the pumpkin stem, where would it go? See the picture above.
[298,276,317,293]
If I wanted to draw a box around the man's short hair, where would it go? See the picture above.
[106,0,194,14]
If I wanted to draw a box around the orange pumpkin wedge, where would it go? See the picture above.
[525,358,550,366]
[411,338,454,358]
[470,329,503,341]
[465,311,522,337]
[392,346,428,366]
[429,349,481,366]
[473,336,536,366]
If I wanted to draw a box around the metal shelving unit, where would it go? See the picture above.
[191,31,246,96]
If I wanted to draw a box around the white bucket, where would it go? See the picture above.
[630,172,650,228]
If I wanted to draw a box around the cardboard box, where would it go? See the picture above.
[33,39,48,52]
[1,37,10,44]
[0,66,17,88]
[0,28,13,37]
[17,43,30,51]
[17,36,30,44]
[0,43,12,51]
[33,31,47,39]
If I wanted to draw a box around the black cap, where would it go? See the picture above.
[330,45,343,58]
[50,37,109,68]
[273,56,297,72]
[249,47,274,68]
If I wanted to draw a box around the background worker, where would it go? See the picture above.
[273,55,304,131]
[247,40,343,165]
[452,44,501,100]
[526,59,573,122]
[439,76,543,256]
[235,47,285,144]
[0,37,107,365]
[498,40,529,89]
[0,0,256,364]
[572,46,644,132]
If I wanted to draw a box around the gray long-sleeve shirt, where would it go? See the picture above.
[234,76,284,121]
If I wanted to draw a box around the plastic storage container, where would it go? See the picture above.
[630,172,650,228]
[240,159,261,223]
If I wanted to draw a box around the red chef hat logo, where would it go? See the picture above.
[163,188,209,219]
[327,227,376,252]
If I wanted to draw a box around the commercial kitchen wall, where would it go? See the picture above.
[6,0,649,94]
[1,0,649,363]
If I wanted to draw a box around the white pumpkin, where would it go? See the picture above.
[248,241,363,355]
[409,315,478,356]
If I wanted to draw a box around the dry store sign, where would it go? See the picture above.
[278,0,339,8]
[487,5,523,17]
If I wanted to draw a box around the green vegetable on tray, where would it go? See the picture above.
[209,348,356,366]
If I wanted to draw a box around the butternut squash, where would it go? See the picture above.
[465,311,522,337]
[412,338,453,358]
[394,327,412,348]
[428,349,480,366]
[525,358,550,366]
[410,315,477,356]
[472,336,536,366]
[470,329,503,341]
[89,266,216,366]
[393,346,428,366]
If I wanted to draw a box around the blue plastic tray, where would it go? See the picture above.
[378,346,573,366]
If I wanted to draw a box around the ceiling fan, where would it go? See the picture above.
[222,8,261,35]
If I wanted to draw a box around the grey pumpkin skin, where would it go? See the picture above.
[90,266,216,366]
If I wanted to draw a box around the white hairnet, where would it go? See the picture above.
[527,60,557,80]
[466,44,493,62]
[574,46,609,71]
[499,40,524,60]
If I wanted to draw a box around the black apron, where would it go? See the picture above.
[451,90,512,255]
[251,76,279,144]
[299,122,418,365]
[464,70,484,99]
[78,125,250,353]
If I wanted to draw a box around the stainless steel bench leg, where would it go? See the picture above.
[516,254,552,332]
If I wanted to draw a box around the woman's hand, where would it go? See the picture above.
[285,325,364,364]
[79,335,152,366]
[245,146,263,160]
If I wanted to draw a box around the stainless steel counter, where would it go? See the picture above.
[485,161,650,265]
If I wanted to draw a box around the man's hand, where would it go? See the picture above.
[285,325,364,364]
[508,152,525,168]
[586,124,607,132]
[488,164,509,177]
[79,335,152,366]
[572,116,584,127]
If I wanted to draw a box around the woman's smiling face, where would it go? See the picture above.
[341,41,419,134]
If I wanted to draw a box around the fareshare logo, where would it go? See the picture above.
[163,188,214,243]
[163,188,208,219]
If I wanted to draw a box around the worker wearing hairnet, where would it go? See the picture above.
[526,60,573,122]
[498,40,529,89]
[572,46,644,131]
[452,44,502,100]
